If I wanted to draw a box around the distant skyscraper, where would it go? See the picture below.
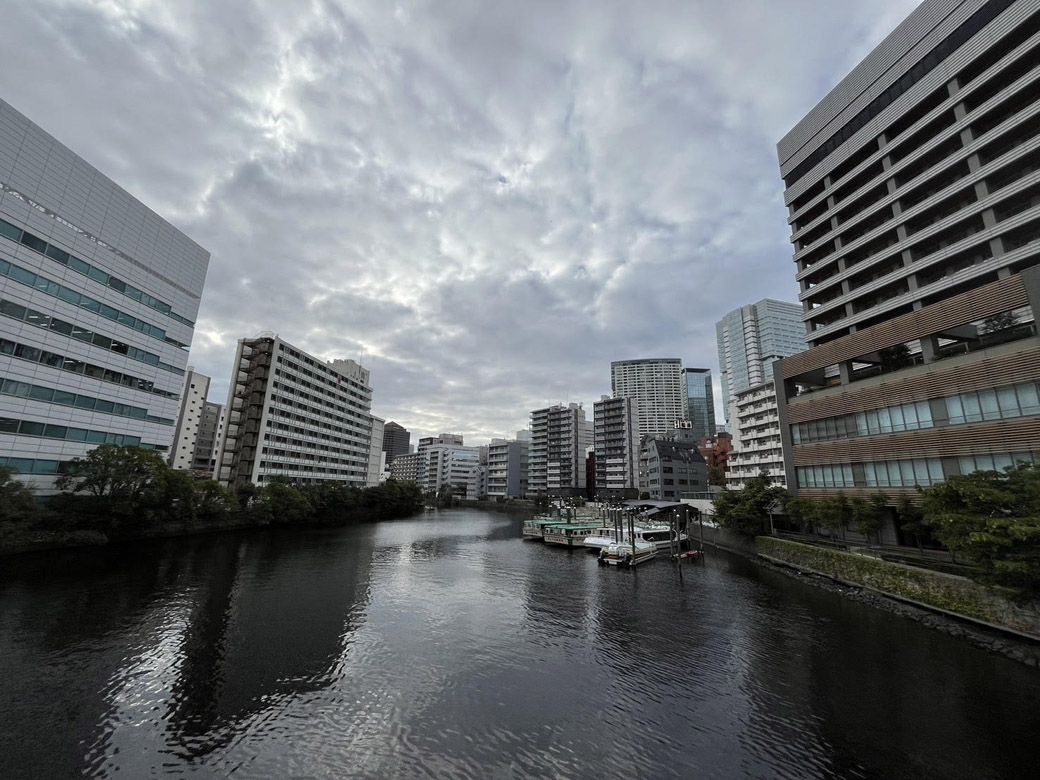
[0,99,209,490]
[610,358,688,440]
[716,299,805,416]
[683,367,716,440]
[382,421,410,463]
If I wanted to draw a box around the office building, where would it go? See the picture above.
[486,434,529,498]
[727,381,786,489]
[0,99,209,489]
[215,334,375,487]
[638,437,708,501]
[593,395,640,498]
[610,358,688,440]
[716,299,805,417]
[528,403,590,496]
[424,443,480,498]
[382,421,410,464]
[683,367,717,440]
[775,0,1040,502]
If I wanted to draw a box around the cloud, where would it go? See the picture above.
[0,0,918,442]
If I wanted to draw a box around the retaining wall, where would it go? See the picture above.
[756,536,1040,639]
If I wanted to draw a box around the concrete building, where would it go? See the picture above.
[191,400,225,477]
[593,395,640,498]
[775,0,1040,502]
[382,421,410,464]
[528,403,590,496]
[416,433,465,493]
[425,444,480,499]
[610,358,688,440]
[683,367,717,440]
[366,415,384,487]
[716,299,805,417]
[169,368,211,471]
[638,437,708,501]
[727,381,786,489]
[389,451,420,484]
[486,434,529,498]
[215,335,375,488]
[0,99,209,489]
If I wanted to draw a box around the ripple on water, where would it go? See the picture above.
[1,513,1039,779]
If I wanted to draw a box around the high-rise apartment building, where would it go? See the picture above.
[191,400,225,476]
[528,403,590,496]
[683,367,717,440]
[389,451,420,483]
[775,0,1040,503]
[727,381,786,490]
[486,434,529,498]
[593,395,640,498]
[610,358,688,440]
[169,368,211,471]
[215,334,375,488]
[0,99,209,488]
[367,415,384,487]
[382,421,410,463]
[716,299,805,416]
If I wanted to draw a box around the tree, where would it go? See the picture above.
[919,463,1040,592]
[0,466,38,525]
[56,445,167,503]
[708,464,727,487]
[784,497,819,534]
[851,493,889,544]
[195,480,234,522]
[55,445,169,530]
[980,310,1018,335]
[897,495,928,552]
[816,493,852,541]
[714,474,789,538]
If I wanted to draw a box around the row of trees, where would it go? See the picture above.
[1,445,424,549]
[713,468,1040,593]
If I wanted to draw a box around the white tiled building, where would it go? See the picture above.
[727,381,786,489]
[593,395,639,497]
[169,367,210,470]
[528,403,590,497]
[0,99,209,490]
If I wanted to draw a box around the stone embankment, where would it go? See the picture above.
[755,536,1040,666]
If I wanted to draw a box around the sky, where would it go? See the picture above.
[0,0,919,445]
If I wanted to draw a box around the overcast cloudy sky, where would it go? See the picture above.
[0,0,918,444]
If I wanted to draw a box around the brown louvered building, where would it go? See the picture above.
[775,0,1040,502]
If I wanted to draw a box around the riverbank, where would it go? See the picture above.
[0,507,427,558]
[751,544,1040,666]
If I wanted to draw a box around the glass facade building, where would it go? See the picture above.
[683,367,716,441]
[0,99,209,489]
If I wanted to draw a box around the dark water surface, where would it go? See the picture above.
[1,510,1038,779]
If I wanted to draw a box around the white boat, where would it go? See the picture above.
[583,524,687,552]
[598,540,658,567]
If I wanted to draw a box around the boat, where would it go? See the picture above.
[543,522,602,547]
[583,524,688,552]
[598,540,658,567]
[521,516,567,539]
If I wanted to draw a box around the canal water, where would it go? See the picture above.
[1,509,1037,779]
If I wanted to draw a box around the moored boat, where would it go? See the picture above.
[522,516,567,539]
[543,523,602,547]
[598,540,657,567]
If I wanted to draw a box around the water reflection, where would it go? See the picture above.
[1,513,1039,779]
